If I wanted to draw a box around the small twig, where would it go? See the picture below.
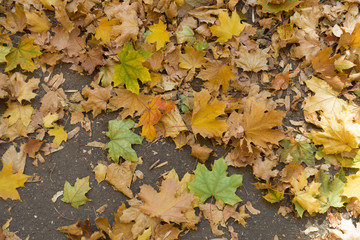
[154,161,168,169]
[149,159,160,170]
[54,207,74,221]
[49,163,56,183]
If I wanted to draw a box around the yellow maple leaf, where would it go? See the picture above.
[292,181,322,216]
[146,20,169,50]
[43,113,59,128]
[95,17,118,44]
[304,76,346,115]
[9,72,40,102]
[0,160,30,200]
[342,171,360,200]
[242,97,285,148]
[197,61,236,94]
[191,89,228,138]
[3,102,33,127]
[309,112,360,154]
[48,125,68,145]
[210,10,245,43]
[25,11,51,32]
[179,46,207,70]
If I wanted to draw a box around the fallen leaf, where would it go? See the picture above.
[105,119,142,162]
[0,160,30,200]
[81,82,112,118]
[25,11,51,32]
[5,38,42,72]
[191,89,228,138]
[138,178,193,223]
[191,143,213,163]
[234,46,268,72]
[210,10,245,42]
[61,176,91,208]
[342,171,360,201]
[48,125,68,145]
[1,144,26,173]
[146,20,170,50]
[95,17,118,44]
[113,43,151,94]
[105,162,137,198]
[179,46,207,70]
[188,158,243,205]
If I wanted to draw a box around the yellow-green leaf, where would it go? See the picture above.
[0,46,11,63]
[5,38,42,72]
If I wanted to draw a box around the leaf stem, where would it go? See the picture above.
[336,82,360,98]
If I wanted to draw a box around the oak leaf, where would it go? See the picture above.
[48,125,68,145]
[210,10,245,42]
[113,43,151,94]
[0,160,30,200]
[61,176,91,208]
[138,178,194,223]
[188,158,243,205]
[95,17,118,44]
[242,97,285,148]
[81,82,112,117]
[146,20,170,50]
[5,38,42,72]
[191,89,228,138]
[179,46,207,70]
[197,61,236,94]
[105,119,142,162]
[138,96,175,141]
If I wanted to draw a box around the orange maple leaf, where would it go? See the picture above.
[138,95,175,141]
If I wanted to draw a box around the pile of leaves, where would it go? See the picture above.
[1,0,360,239]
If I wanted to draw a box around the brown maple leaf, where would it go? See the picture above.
[81,82,112,118]
[80,47,106,74]
[241,97,285,148]
[138,178,193,223]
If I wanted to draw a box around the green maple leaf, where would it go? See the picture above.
[5,38,42,72]
[61,176,91,208]
[280,140,317,166]
[257,0,301,13]
[113,43,151,94]
[317,169,346,213]
[188,158,243,205]
[105,119,143,163]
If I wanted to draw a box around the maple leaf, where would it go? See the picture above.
[191,89,228,138]
[81,47,106,74]
[25,11,51,32]
[179,46,207,70]
[3,102,33,127]
[176,25,196,45]
[58,219,104,239]
[138,96,175,141]
[105,162,137,198]
[292,181,322,217]
[48,125,68,145]
[61,176,91,208]
[5,38,42,72]
[279,139,317,166]
[242,97,285,148]
[317,169,346,212]
[234,46,269,72]
[210,10,245,42]
[146,20,170,50]
[0,46,11,63]
[188,157,243,206]
[8,72,40,102]
[108,88,152,118]
[113,43,151,94]
[0,160,30,200]
[263,189,285,203]
[310,112,360,154]
[342,171,360,201]
[304,76,346,115]
[257,0,301,13]
[2,4,26,34]
[138,178,194,223]
[95,17,118,44]
[81,82,112,117]
[105,119,143,162]
[197,61,236,94]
